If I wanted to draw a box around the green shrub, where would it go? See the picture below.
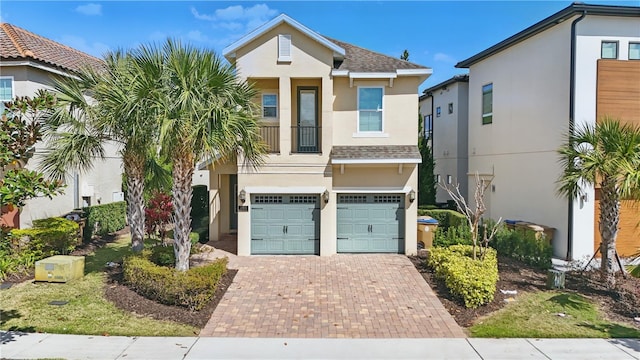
[11,217,79,256]
[149,246,175,267]
[428,244,498,309]
[123,254,227,310]
[492,228,552,269]
[82,201,127,241]
[418,209,466,229]
[434,224,472,247]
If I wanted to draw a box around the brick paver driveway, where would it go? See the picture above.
[199,253,465,338]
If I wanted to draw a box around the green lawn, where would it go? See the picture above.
[0,236,199,336]
[470,291,640,338]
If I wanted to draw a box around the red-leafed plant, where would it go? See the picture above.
[145,191,173,243]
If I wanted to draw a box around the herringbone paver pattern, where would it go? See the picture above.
[199,254,465,338]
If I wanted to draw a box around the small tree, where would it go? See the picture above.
[400,49,410,61]
[440,172,501,259]
[145,190,173,244]
[418,114,436,205]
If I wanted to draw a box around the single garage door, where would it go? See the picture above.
[251,194,320,255]
[337,194,405,253]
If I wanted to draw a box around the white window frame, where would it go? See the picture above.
[0,76,15,102]
[482,83,493,125]
[278,34,292,62]
[262,93,278,119]
[356,86,384,134]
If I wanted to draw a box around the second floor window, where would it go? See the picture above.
[0,77,13,113]
[482,83,493,125]
[601,41,618,59]
[358,87,383,132]
[629,43,640,60]
[262,94,277,118]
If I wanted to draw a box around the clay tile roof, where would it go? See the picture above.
[326,37,429,73]
[0,23,104,74]
[331,145,422,162]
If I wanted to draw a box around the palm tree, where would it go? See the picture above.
[41,50,164,252]
[137,39,265,271]
[558,117,640,288]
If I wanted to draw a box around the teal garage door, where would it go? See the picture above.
[337,194,405,253]
[251,194,320,255]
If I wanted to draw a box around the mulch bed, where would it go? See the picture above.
[410,254,640,330]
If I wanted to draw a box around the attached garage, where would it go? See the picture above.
[337,193,405,253]
[250,194,320,255]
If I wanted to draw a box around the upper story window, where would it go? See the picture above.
[262,93,277,118]
[436,106,441,117]
[358,87,383,132]
[482,83,493,125]
[278,34,292,62]
[448,103,454,114]
[601,41,618,59]
[629,43,640,60]
[0,77,14,112]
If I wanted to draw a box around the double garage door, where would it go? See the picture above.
[250,193,404,255]
[337,194,405,253]
[251,194,320,255]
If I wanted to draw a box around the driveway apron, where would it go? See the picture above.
[199,254,465,338]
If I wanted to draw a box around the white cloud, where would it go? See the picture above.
[191,4,277,32]
[187,30,209,43]
[433,52,455,63]
[57,35,110,58]
[75,3,102,16]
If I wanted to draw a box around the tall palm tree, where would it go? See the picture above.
[137,39,265,271]
[558,118,640,288]
[41,50,164,252]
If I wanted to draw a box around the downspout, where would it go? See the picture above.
[567,10,587,261]
[429,91,434,153]
[73,172,80,209]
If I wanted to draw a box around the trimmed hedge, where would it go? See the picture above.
[418,209,466,229]
[492,228,553,269]
[11,217,79,256]
[82,201,127,241]
[428,244,498,309]
[123,254,228,310]
[434,224,472,247]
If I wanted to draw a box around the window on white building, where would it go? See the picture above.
[262,93,277,118]
[358,87,383,132]
[629,43,640,60]
[436,106,441,117]
[0,77,13,113]
[601,41,618,59]
[482,83,493,125]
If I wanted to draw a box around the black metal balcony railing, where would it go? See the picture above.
[259,125,280,153]
[291,126,321,154]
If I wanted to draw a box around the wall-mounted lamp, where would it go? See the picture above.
[322,190,330,203]
[239,189,246,203]
[409,189,416,203]
[580,193,588,203]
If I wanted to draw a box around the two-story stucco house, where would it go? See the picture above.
[205,14,431,256]
[419,75,469,205]
[455,3,640,260]
[0,23,123,227]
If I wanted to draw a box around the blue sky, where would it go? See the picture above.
[1,1,637,92]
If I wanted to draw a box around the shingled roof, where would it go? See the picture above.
[326,37,428,73]
[0,23,104,74]
[331,145,422,164]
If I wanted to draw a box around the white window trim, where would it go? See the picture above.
[262,92,278,120]
[0,76,15,102]
[356,86,384,134]
[278,34,292,62]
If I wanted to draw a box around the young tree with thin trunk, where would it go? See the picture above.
[557,118,640,288]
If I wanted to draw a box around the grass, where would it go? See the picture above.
[470,291,640,338]
[0,236,199,336]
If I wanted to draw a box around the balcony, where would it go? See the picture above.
[291,126,321,154]
[259,125,280,153]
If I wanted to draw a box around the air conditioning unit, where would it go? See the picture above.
[35,255,85,283]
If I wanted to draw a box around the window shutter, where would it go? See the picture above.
[278,34,291,62]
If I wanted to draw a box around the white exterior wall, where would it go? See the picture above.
[467,21,572,258]
[0,65,123,228]
[571,15,640,260]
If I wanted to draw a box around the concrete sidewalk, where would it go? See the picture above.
[1,332,638,359]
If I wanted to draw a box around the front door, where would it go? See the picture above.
[229,174,237,231]
[297,87,318,152]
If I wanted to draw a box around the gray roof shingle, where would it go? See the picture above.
[331,145,422,162]
[326,37,429,73]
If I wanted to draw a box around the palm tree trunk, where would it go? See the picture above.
[124,153,145,253]
[599,178,620,288]
[172,152,194,271]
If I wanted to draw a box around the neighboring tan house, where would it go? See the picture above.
[0,23,123,227]
[419,74,469,205]
[455,3,640,260]
[206,14,432,256]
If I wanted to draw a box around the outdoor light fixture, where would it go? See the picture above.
[409,189,416,203]
[322,190,330,203]
[239,189,246,203]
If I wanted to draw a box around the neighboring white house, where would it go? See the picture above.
[419,74,469,205]
[0,23,124,227]
[456,3,640,260]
